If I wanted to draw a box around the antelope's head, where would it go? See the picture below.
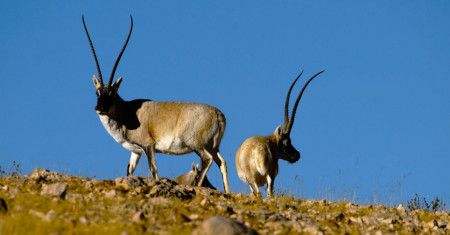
[272,70,324,163]
[82,15,133,115]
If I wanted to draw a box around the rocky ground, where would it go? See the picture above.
[0,169,449,234]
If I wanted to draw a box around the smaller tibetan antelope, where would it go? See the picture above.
[235,70,324,197]
[83,15,230,193]
[173,162,216,190]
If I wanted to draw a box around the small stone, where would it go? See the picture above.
[29,209,45,218]
[13,205,22,211]
[9,187,20,197]
[303,224,321,235]
[132,211,145,223]
[66,193,83,203]
[79,215,89,225]
[43,210,57,222]
[374,231,383,235]
[0,198,8,214]
[267,214,287,222]
[192,216,257,235]
[216,204,233,214]
[1,184,9,191]
[397,204,406,214]
[426,219,438,229]
[84,181,94,191]
[41,183,68,199]
[189,214,200,220]
[200,198,210,207]
[147,197,173,207]
[104,190,116,199]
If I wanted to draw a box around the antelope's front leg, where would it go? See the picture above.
[127,152,142,176]
[144,146,159,181]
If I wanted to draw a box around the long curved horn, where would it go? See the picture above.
[284,70,303,132]
[82,15,103,85]
[108,15,133,88]
[286,70,324,134]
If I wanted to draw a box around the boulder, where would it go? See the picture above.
[192,216,258,235]
[41,182,68,198]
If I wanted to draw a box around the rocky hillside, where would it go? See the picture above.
[0,169,449,234]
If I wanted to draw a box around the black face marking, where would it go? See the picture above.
[95,88,115,114]
[278,135,301,163]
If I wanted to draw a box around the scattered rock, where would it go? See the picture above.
[79,215,90,225]
[84,181,94,191]
[0,198,7,214]
[31,168,69,182]
[147,197,173,207]
[115,176,155,190]
[29,209,45,218]
[216,203,234,214]
[200,198,211,207]
[8,187,20,197]
[267,214,287,222]
[192,216,258,235]
[189,214,200,220]
[148,181,195,200]
[41,182,68,199]
[42,210,57,222]
[2,171,450,234]
[1,184,9,191]
[31,168,51,181]
[132,211,145,223]
[104,190,116,199]
[397,204,406,214]
[66,193,84,203]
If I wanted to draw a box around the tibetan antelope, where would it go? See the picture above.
[83,15,230,193]
[173,162,216,190]
[235,70,324,197]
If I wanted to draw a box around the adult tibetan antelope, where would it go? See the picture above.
[83,15,230,193]
[235,70,324,197]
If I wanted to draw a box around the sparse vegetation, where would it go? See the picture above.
[406,193,447,212]
[0,161,21,178]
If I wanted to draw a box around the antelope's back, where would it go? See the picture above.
[138,101,226,148]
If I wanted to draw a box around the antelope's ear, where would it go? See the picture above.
[191,162,197,171]
[274,125,283,138]
[112,77,123,91]
[93,75,102,89]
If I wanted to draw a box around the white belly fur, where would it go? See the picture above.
[99,115,143,153]
[155,134,190,155]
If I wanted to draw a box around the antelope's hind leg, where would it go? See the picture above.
[249,182,261,198]
[266,175,274,198]
[211,149,230,193]
[195,149,213,189]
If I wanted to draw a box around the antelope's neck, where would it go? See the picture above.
[97,96,143,153]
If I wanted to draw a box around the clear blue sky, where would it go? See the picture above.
[1,1,449,205]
